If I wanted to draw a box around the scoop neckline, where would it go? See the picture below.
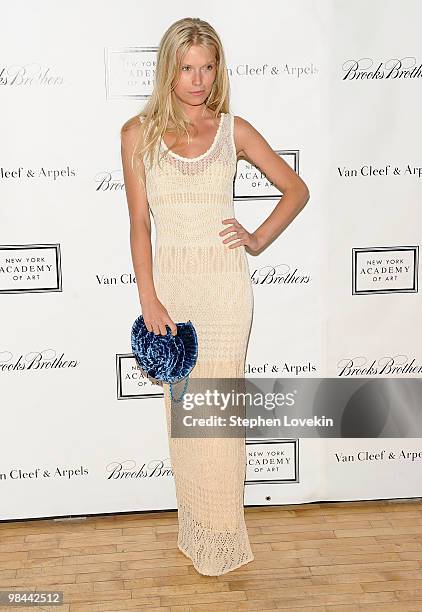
[160,113,225,162]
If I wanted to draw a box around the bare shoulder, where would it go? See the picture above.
[233,115,252,131]
[120,114,144,147]
[233,115,259,160]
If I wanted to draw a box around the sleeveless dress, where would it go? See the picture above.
[143,112,255,576]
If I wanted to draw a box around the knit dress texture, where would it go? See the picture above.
[142,111,254,575]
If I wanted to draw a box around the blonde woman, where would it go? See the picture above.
[121,17,309,576]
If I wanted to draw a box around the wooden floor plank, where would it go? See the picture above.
[0,498,420,611]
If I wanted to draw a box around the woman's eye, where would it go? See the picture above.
[181,65,214,71]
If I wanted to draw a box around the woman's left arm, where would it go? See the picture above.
[220,116,310,255]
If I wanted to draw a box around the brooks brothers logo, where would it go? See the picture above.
[106,459,173,479]
[105,47,317,100]
[337,355,422,376]
[0,244,62,293]
[234,151,299,200]
[352,246,418,295]
[0,349,78,372]
[245,439,298,485]
[0,63,64,86]
[251,263,310,285]
[95,169,125,192]
[342,56,422,81]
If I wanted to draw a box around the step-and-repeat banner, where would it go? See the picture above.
[2,0,421,520]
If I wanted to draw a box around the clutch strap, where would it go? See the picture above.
[170,375,190,403]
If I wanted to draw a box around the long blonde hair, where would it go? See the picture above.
[121,17,231,186]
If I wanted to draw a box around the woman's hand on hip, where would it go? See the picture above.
[219,218,261,254]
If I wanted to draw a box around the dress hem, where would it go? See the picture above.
[177,544,255,576]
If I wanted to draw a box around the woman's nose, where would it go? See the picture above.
[192,71,203,86]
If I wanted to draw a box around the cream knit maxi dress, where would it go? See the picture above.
[143,112,254,575]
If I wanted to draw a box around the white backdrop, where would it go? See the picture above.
[1,0,421,521]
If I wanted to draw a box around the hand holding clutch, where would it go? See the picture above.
[131,315,198,402]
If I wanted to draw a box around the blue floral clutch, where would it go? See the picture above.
[131,315,198,402]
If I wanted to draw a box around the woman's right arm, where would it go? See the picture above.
[120,119,177,336]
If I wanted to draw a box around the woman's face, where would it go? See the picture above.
[172,44,217,108]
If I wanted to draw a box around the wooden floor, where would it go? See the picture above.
[1,498,422,611]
